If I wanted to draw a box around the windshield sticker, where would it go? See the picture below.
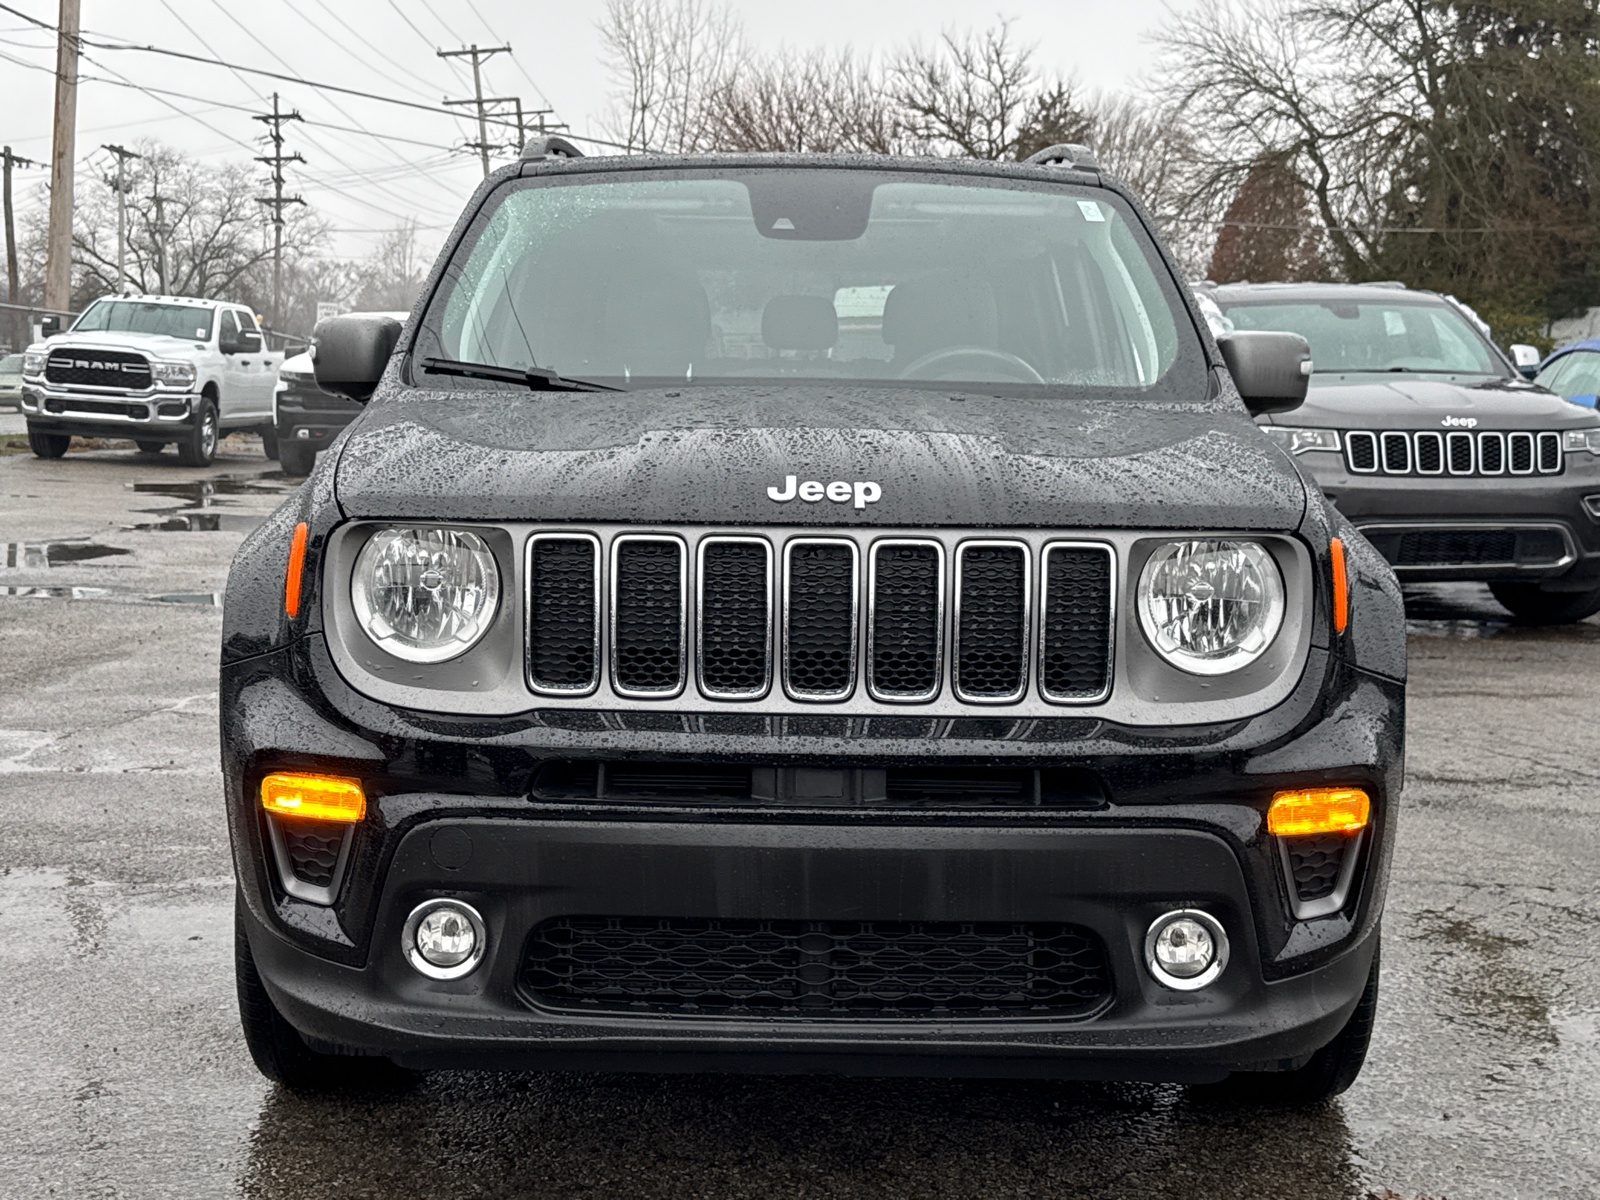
[1077,200,1106,223]
[1383,310,1407,336]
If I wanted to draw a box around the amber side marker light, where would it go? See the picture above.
[261,772,366,822]
[1268,787,1369,836]
[284,521,308,618]
[1330,537,1349,634]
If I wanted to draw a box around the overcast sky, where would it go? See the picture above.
[0,0,1191,259]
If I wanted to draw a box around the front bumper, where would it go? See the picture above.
[275,387,360,449]
[20,385,201,438]
[224,632,1402,1080]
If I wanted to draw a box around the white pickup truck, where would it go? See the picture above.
[18,294,282,466]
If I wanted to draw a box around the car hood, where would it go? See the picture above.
[1270,373,1598,430]
[333,386,1307,530]
[35,330,210,358]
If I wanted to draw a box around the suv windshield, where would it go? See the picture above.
[1221,298,1503,376]
[72,299,215,342]
[416,168,1205,395]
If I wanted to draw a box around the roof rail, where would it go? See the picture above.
[521,135,584,162]
[1356,280,1407,289]
[1023,143,1099,170]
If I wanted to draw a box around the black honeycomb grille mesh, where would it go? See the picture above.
[1394,530,1515,566]
[1480,434,1504,473]
[1414,433,1443,473]
[1509,433,1534,473]
[614,540,683,692]
[1539,433,1561,472]
[700,542,769,694]
[1448,433,1474,473]
[1041,547,1111,700]
[528,538,597,690]
[957,546,1026,699]
[1382,433,1410,472]
[1347,432,1377,472]
[45,348,151,390]
[786,543,855,696]
[279,819,342,888]
[521,916,1111,1018]
[871,544,941,697]
[1285,834,1350,903]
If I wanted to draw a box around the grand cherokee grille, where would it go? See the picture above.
[44,348,152,391]
[520,916,1112,1018]
[1344,429,1561,477]
[524,529,1116,709]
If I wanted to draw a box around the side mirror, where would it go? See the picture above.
[1218,331,1312,416]
[236,328,263,354]
[312,313,403,403]
[1509,344,1541,379]
[40,314,60,338]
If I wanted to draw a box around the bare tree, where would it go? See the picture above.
[1076,92,1205,266]
[708,48,908,154]
[353,220,430,312]
[599,0,745,152]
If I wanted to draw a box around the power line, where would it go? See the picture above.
[439,43,512,176]
[254,93,305,328]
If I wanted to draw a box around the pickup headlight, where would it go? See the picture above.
[1563,429,1600,455]
[1259,426,1340,455]
[151,360,196,389]
[351,527,500,663]
[22,351,45,377]
[1137,540,1285,675]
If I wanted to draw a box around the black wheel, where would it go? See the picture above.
[278,439,317,476]
[177,399,219,467]
[134,440,166,454]
[1222,937,1380,1106]
[235,897,414,1093]
[1488,581,1600,625]
[27,426,70,458]
[260,424,279,461]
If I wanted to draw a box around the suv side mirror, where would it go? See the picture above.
[312,313,403,403]
[1217,331,1312,416]
[40,314,60,338]
[1509,344,1541,379]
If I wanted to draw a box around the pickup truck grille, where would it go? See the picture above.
[44,348,152,391]
[525,528,1115,708]
[1344,429,1561,477]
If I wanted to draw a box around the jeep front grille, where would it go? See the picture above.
[1345,429,1562,477]
[524,528,1116,709]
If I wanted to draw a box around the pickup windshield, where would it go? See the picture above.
[415,168,1206,397]
[1222,299,1505,376]
[72,300,215,342]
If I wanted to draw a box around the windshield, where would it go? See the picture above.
[415,169,1205,396]
[1535,350,1600,402]
[0,354,21,373]
[1220,298,1503,376]
[72,299,215,342]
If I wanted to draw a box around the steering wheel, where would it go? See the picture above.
[896,345,1046,384]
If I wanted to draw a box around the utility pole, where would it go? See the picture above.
[102,144,142,296]
[438,44,512,176]
[44,0,82,314]
[146,159,177,295]
[4,147,39,349]
[253,93,305,331]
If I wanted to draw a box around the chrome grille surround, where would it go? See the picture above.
[866,539,945,704]
[526,532,602,697]
[1446,431,1475,474]
[952,540,1031,705]
[1344,428,1562,476]
[782,538,860,702]
[1037,541,1116,705]
[695,536,773,701]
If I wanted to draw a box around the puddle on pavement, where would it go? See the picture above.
[128,474,294,504]
[126,513,265,533]
[0,585,218,605]
[4,541,131,568]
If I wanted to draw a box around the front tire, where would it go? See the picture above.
[176,399,219,467]
[278,439,316,476]
[134,440,166,454]
[260,424,279,461]
[1488,581,1600,625]
[27,427,70,458]
[235,898,413,1093]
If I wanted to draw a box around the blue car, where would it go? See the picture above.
[1535,338,1600,407]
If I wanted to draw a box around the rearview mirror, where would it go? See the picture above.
[1217,331,1312,416]
[1509,343,1541,379]
[312,313,403,403]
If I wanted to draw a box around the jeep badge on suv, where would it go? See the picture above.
[223,139,1405,1105]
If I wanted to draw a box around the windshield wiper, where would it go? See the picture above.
[419,356,621,392]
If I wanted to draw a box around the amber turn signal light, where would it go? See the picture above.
[260,772,366,822]
[1268,787,1369,836]
[1329,537,1349,634]
[284,521,308,618]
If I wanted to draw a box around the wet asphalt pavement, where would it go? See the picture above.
[1,427,1597,1200]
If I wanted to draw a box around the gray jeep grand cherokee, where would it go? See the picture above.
[223,141,1405,1105]
[1212,281,1600,623]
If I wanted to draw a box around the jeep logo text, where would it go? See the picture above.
[767,475,882,510]
[1440,415,1478,428]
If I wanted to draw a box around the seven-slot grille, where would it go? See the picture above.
[1345,429,1562,476]
[44,348,152,391]
[525,531,1116,708]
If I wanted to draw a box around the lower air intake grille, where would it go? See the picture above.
[1040,545,1112,702]
[278,819,343,889]
[1284,834,1349,903]
[528,536,598,693]
[955,544,1028,702]
[869,542,942,700]
[784,542,857,699]
[612,538,684,695]
[1394,529,1515,566]
[698,540,770,696]
[521,916,1112,1018]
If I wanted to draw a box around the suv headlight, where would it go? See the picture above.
[351,527,500,663]
[22,351,45,377]
[151,360,196,389]
[1563,428,1600,455]
[1259,426,1340,455]
[1137,540,1285,675]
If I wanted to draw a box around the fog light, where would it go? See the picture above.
[402,899,486,980]
[1145,909,1228,991]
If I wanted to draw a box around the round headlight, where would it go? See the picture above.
[1136,539,1285,675]
[351,527,500,663]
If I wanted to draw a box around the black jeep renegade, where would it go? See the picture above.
[222,140,1406,1103]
